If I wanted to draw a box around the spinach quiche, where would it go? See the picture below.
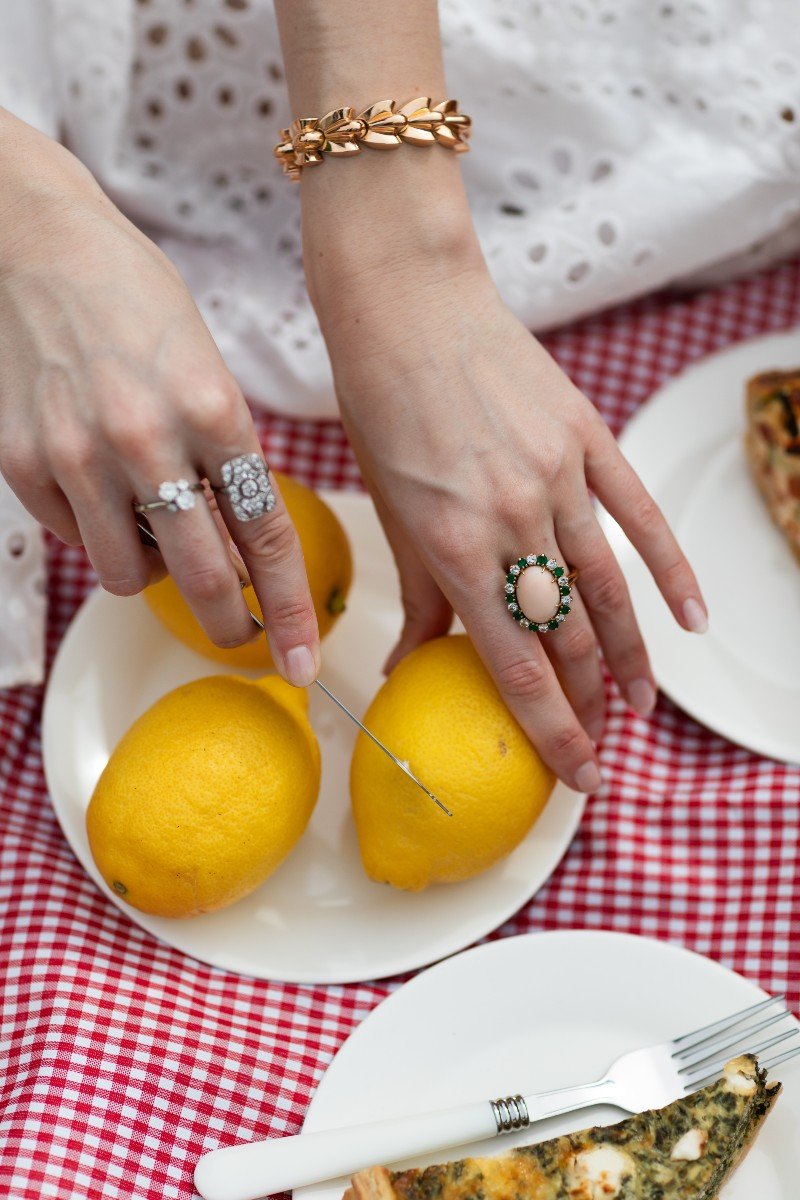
[745,368,800,563]
[345,1056,779,1200]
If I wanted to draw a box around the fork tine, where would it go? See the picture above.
[681,1027,799,1087]
[760,1040,800,1073]
[672,994,784,1051]
[674,1007,792,1068]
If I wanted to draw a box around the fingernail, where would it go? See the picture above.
[575,760,603,794]
[683,598,708,634]
[627,677,657,717]
[284,644,317,688]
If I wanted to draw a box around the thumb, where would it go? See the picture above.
[361,472,453,676]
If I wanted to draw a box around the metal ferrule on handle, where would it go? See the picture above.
[490,1095,530,1133]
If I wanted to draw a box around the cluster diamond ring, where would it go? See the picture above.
[211,454,276,523]
[504,554,579,632]
[133,479,205,514]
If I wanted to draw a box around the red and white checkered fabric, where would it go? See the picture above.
[2,260,799,1200]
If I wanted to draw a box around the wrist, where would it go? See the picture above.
[300,149,486,323]
[0,110,106,264]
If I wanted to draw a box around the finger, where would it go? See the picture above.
[130,468,258,648]
[586,425,708,633]
[361,471,452,675]
[60,475,159,596]
[208,451,320,688]
[1,463,83,547]
[539,582,606,743]
[455,553,603,794]
[558,500,658,721]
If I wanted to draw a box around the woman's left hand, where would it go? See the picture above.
[306,209,707,793]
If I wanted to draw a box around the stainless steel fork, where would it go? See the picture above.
[194,993,800,1200]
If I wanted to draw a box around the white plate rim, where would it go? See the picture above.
[41,492,587,985]
[598,328,800,764]
[296,928,800,1200]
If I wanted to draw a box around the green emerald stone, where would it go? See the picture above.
[552,567,564,578]
[517,558,528,569]
[536,554,547,566]
[548,620,559,630]
[560,584,571,595]
[507,572,516,584]
[513,609,523,620]
[559,604,570,615]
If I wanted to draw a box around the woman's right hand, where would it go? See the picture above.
[0,108,320,687]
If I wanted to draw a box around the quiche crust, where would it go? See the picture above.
[345,1055,780,1200]
[745,368,800,564]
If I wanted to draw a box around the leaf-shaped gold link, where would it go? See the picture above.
[318,107,364,150]
[398,97,437,145]
[274,97,471,174]
[432,100,470,149]
[359,100,404,148]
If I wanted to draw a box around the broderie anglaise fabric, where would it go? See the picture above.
[0,0,799,684]
[2,0,797,419]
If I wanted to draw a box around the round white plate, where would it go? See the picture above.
[42,492,585,985]
[298,930,800,1200]
[598,329,800,763]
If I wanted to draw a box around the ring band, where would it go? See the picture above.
[133,479,205,513]
[504,553,578,632]
[211,454,276,522]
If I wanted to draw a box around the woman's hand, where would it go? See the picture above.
[304,166,707,792]
[0,109,320,687]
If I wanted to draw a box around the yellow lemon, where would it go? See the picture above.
[144,471,353,669]
[350,635,555,890]
[86,674,320,917]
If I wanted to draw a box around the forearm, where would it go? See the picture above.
[272,0,484,316]
[0,107,119,268]
[274,0,447,113]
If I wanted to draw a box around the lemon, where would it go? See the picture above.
[86,674,320,917]
[350,634,555,890]
[144,471,353,669]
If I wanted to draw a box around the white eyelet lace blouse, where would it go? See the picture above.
[1,0,799,685]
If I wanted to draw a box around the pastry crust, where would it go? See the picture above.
[745,368,800,564]
[347,1055,780,1200]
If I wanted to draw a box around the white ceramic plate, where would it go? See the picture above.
[42,492,585,984]
[298,930,800,1200]
[598,329,800,764]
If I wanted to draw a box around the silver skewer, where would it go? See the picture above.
[136,515,452,816]
[313,678,452,816]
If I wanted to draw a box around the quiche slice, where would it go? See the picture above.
[745,368,800,563]
[345,1056,779,1200]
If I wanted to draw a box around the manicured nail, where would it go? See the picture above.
[575,760,603,794]
[627,677,657,717]
[683,598,708,634]
[284,644,317,688]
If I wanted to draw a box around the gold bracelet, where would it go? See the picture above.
[273,96,471,182]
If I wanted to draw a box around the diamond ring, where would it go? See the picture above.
[133,479,205,514]
[504,554,579,632]
[211,454,276,522]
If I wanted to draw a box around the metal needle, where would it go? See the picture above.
[136,515,452,816]
[247,610,452,817]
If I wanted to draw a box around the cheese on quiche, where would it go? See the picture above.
[345,1055,779,1200]
[745,368,800,563]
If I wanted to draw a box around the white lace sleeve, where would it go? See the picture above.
[0,477,47,689]
[0,2,55,686]
[0,0,59,135]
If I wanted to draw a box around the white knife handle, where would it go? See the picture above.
[194,1099,500,1200]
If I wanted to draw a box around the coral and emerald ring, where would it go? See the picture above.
[504,554,579,632]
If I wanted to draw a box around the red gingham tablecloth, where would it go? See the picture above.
[2,260,800,1200]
